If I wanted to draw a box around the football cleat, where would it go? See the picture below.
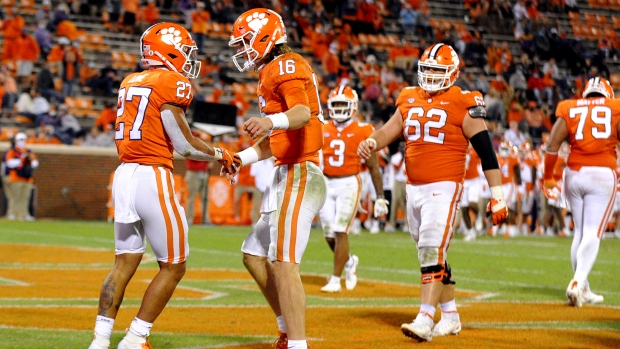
[566,279,582,307]
[320,280,342,293]
[582,282,604,304]
[273,331,287,349]
[117,331,152,349]
[432,318,461,336]
[401,313,434,342]
[88,333,110,349]
[345,255,359,290]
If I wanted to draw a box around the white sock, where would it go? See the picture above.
[288,339,308,349]
[439,300,457,313]
[419,303,436,318]
[276,315,287,333]
[329,275,341,284]
[94,315,114,341]
[128,317,152,338]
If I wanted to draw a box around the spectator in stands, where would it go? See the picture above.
[564,0,578,12]
[137,0,160,31]
[504,120,527,147]
[53,3,71,30]
[1,8,26,62]
[0,69,19,111]
[35,21,53,59]
[399,2,417,35]
[527,68,545,104]
[178,0,196,27]
[95,100,117,131]
[48,36,71,79]
[513,0,529,21]
[507,100,524,124]
[509,66,528,93]
[80,126,115,147]
[416,3,434,40]
[80,61,99,92]
[210,0,234,23]
[322,43,340,85]
[15,29,40,84]
[498,0,514,20]
[36,0,54,25]
[61,41,84,97]
[4,132,38,221]
[56,104,84,144]
[121,0,140,34]
[86,61,120,96]
[15,88,49,125]
[191,2,210,56]
[464,34,486,68]
[455,71,476,91]
[104,0,122,32]
[474,73,490,94]
[39,105,63,129]
[484,87,506,123]
[523,100,546,141]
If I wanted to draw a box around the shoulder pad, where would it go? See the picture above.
[468,106,487,118]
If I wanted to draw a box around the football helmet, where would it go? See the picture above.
[582,77,614,99]
[327,85,358,122]
[498,141,513,158]
[418,43,460,92]
[140,22,201,79]
[229,8,287,72]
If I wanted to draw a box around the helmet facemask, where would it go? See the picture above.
[230,31,260,72]
[499,145,511,158]
[328,98,356,122]
[417,61,457,92]
[180,44,201,79]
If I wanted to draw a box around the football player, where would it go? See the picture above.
[494,142,521,237]
[544,77,618,307]
[460,144,482,241]
[89,23,230,349]
[358,43,507,342]
[319,85,388,293]
[220,9,326,349]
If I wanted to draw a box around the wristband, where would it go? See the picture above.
[490,186,503,199]
[267,112,289,130]
[366,137,377,150]
[213,147,223,161]
[237,147,259,166]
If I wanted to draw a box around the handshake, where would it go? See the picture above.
[217,149,242,184]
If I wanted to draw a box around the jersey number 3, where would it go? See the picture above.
[405,107,447,144]
[116,86,153,140]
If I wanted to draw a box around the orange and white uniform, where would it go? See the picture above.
[396,84,484,265]
[556,97,620,237]
[498,153,520,210]
[460,146,481,207]
[112,69,193,264]
[319,119,374,237]
[520,149,539,214]
[241,52,327,264]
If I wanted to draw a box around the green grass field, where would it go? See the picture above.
[0,220,619,348]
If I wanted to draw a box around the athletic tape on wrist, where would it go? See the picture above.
[237,147,259,166]
[267,112,289,130]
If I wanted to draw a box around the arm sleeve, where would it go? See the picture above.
[278,79,310,109]
[161,109,216,161]
[470,130,499,171]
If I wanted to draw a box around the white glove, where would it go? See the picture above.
[374,198,389,218]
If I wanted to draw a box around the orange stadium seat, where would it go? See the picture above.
[595,14,608,26]
[1,0,14,6]
[568,12,580,23]
[572,24,588,38]
[584,13,596,26]
[65,97,98,118]
[20,0,36,13]
[613,16,620,29]
[610,74,620,88]
[609,0,620,8]
[80,33,109,51]
[358,33,369,45]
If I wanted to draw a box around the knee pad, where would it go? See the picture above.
[442,261,455,285]
[420,264,444,284]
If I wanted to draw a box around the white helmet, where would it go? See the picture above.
[327,85,358,122]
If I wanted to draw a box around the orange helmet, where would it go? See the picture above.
[140,22,201,79]
[327,85,358,122]
[582,77,614,99]
[229,8,287,72]
[498,141,513,158]
[418,44,460,92]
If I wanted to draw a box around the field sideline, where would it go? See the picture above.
[0,220,619,349]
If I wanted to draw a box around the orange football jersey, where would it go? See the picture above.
[322,120,374,177]
[396,85,485,184]
[556,97,620,171]
[498,155,519,184]
[257,52,324,166]
[464,146,480,180]
[115,69,193,170]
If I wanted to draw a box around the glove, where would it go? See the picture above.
[486,197,508,225]
[218,150,241,180]
[543,179,560,200]
[374,198,389,218]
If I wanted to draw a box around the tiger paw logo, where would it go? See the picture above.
[160,27,183,46]
[245,12,269,32]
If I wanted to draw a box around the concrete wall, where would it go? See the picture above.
[0,143,188,220]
